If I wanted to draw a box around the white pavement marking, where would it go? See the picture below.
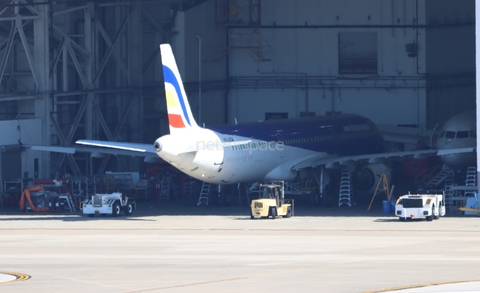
[381,281,480,292]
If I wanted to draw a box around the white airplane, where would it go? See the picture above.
[32,44,476,198]
[435,111,476,168]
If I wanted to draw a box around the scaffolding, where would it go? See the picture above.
[0,1,184,178]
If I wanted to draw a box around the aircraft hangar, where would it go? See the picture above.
[0,0,475,210]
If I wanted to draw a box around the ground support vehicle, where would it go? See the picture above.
[82,192,135,217]
[394,193,445,221]
[250,182,294,219]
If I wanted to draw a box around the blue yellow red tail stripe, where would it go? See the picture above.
[160,44,198,133]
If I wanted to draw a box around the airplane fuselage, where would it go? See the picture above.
[155,114,385,184]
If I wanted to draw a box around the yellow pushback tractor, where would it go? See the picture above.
[250,182,294,219]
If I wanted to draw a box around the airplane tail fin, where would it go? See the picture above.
[160,43,199,134]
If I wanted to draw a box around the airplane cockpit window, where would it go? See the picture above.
[456,131,469,139]
[445,131,456,139]
[470,130,477,138]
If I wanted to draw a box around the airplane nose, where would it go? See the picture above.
[154,140,162,152]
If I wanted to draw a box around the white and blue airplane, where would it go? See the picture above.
[33,44,476,197]
[435,111,476,168]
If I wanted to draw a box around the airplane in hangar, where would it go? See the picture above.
[32,44,476,201]
[434,111,476,169]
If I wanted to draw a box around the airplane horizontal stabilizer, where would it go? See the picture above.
[29,143,160,162]
[31,146,77,154]
[76,140,155,153]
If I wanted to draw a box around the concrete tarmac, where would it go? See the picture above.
[1,201,480,293]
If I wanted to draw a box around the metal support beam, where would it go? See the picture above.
[0,0,178,178]
[92,7,132,85]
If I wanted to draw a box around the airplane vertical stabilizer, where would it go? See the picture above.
[160,44,199,134]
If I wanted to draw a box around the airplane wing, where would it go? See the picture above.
[30,140,160,163]
[290,147,475,171]
[437,147,475,156]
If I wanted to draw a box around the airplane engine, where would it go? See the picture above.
[352,163,391,200]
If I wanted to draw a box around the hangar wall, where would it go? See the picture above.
[225,0,429,130]
[0,1,184,178]
[425,0,475,127]
[173,0,473,134]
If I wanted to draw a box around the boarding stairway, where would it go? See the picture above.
[425,166,453,191]
[464,167,477,197]
[59,194,76,212]
[443,166,477,208]
[444,178,455,207]
[197,182,211,206]
[338,169,352,207]
[159,176,171,200]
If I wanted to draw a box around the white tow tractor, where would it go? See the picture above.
[82,192,136,217]
[250,182,294,219]
[394,193,445,221]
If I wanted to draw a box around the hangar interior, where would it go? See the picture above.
[0,0,475,210]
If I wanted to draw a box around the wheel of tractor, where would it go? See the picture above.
[433,206,439,219]
[112,201,121,217]
[269,206,277,219]
[125,202,133,216]
[283,206,292,218]
[426,207,433,221]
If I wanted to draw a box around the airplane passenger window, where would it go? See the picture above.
[456,131,469,138]
[445,131,455,139]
